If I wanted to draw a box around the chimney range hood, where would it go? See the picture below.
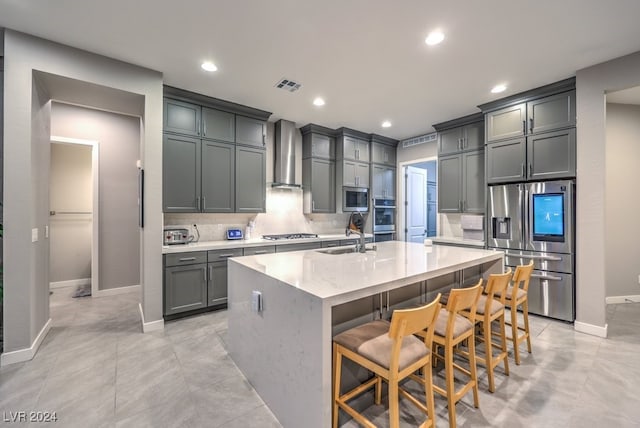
[272,119,301,188]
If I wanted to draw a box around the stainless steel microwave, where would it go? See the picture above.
[343,187,369,212]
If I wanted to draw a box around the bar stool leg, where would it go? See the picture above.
[523,300,532,353]
[484,320,495,393]
[468,334,479,408]
[445,342,456,428]
[389,377,400,428]
[332,344,341,428]
[511,303,522,365]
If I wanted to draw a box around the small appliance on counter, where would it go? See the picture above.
[163,227,190,245]
[226,228,243,240]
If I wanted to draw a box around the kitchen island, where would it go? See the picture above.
[227,241,504,427]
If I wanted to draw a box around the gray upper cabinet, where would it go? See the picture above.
[202,107,235,142]
[236,115,266,148]
[303,158,335,213]
[235,146,266,213]
[201,140,235,213]
[438,155,462,213]
[527,91,576,135]
[527,128,576,180]
[164,98,201,137]
[341,161,369,188]
[486,103,527,143]
[486,138,527,184]
[303,133,335,159]
[438,151,485,213]
[340,136,370,162]
[462,151,485,213]
[163,134,201,212]
[372,165,396,200]
[438,121,484,155]
[371,142,396,166]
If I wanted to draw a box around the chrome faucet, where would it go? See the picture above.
[345,227,366,253]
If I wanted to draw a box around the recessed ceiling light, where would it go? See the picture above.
[425,31,445,46]
[381,121,392,128]
[491,84,507,94]
[313,97,325,106]
[201,61,218,72]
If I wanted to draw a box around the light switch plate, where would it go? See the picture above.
[32,228,39,242]
[45,225,49,239]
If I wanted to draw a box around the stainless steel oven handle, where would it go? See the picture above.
[531,273,562,281]
[505,252,562,261]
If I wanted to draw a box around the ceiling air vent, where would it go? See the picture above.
[274,78,302,93]
[402,132,437,148]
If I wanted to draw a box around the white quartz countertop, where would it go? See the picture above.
[229,241,503,304]
[162,233,373,254]
[431,236,485,247]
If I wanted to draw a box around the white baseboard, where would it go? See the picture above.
[1,318,52,366]
[93,284,141,297]
[49,278,91,289]
[138,303,164,333]
[605,294,640,304]
[574,320,608,338]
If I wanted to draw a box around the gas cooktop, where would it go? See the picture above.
[262,233,319,240]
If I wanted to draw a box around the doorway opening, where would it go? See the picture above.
[399,158,437,242]
[49,137,99,297]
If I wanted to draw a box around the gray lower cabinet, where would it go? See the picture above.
[243,246,276,256]
[321,240,341,248]
[163,134,201,212]
[207,248,243,307]
[275,242,322,253]
[486,128,576,184]
[438,150,484,213]
[235,146,266,213]
[201,140,235,212]
[163,98,201,137]
[202,107,235,142]
[303,158,335,214]
[236,115,266,148]
[164,252,208,316]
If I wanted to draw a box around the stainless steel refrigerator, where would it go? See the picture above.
[488,179,575,321]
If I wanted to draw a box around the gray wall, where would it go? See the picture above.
[51,103,141,290]
[396,139,437,165]
[605,103,640,298]
[576,50,640,331]
[49,143,92,283]
[3,30,163,356]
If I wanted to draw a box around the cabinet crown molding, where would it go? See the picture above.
[477,77,576,113]
[432,112,484,132]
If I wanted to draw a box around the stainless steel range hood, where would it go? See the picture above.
[272,119,301,188]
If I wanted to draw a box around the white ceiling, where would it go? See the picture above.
[3,0,640,139]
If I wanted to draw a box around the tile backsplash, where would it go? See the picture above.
[164,187,354,241]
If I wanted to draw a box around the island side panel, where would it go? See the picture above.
[228,260,328,428]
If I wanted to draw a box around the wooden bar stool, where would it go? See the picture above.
[332,294,442,428]
[503,261,534,365]
[430,281,482,428]
[472,270,511,393]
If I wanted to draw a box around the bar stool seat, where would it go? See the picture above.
[332,295,441,428]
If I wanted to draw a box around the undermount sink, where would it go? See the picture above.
[317,245,377,255]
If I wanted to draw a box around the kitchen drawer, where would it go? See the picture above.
[275,242,322,253]
[243,246,276,256]
[526,270,574,322]
[321,240,341,248]
[164,251,207,267]
[207,248,244,262]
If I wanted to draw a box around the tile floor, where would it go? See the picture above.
[0,287,639,427]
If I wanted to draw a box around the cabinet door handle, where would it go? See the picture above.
[203,119,207,136]
[529,118,534,133]
[196,119,201,136]
[521,163,525,178]
[218,253,236,258]
[522,120,526,135]
[253,250,268,254]
[458,138,462,151]
[463,200,467,211]
[204,266,208,281]
[528,163,532,177]
[312,200,315,211]
[196,197,201,211]
[202,197,206,211]
[179,257,196,262]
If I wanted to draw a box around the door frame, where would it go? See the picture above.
[398,156,437,242]
[50,136,100,296]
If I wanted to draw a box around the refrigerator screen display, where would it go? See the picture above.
[533,193,564,241]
